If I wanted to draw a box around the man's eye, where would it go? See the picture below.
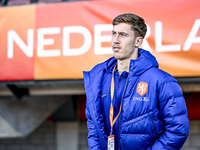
[119,33,127,37]
[112,32,116,36]
[121,33,127,36]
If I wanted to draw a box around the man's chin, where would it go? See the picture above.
[113,54,119,60]
[114,55,124,60]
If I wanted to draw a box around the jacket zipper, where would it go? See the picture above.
[118,75,141,150]
[118,74,129,150]
[117,76,120,150]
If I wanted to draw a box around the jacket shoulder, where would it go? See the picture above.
[148,68,184,104]
[90,62,106,76]
[83,60,105,79]
[86,57,114,78]
[146,67,177,83]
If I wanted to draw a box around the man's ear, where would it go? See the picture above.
[135,37,143,48]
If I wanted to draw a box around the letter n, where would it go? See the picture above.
[7,29,34,58]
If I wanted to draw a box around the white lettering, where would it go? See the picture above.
[143,97,149,101]
[7,29,33,58]
[183,19,200,51]
[37,27,61,57]
[94,24,113,55]
[63,26,92,56]
[8,21,199,59]
[155,21,181,52]
[133,97,149,102]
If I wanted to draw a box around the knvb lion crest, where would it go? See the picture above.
[137,82,148,96]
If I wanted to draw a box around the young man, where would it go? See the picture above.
[83,13,189,150]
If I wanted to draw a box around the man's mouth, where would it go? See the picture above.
[113,46,121,52]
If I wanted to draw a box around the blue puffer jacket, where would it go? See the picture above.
[83,48,189,150]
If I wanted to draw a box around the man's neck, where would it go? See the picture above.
[117,50,138,76]
[117,59,130,76]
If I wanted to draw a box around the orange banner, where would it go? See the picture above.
[0,0,200,81]
[0,5,35,81]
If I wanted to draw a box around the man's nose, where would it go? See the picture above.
[112,35,120,43]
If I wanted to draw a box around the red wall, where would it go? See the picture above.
[185,92,200,120]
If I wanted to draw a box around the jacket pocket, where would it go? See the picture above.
[120,110,157,149]
[151,109,164,137]
[121,110,156,135]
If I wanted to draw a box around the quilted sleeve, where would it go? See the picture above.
[83,71,103,150]
[148,75,189,150]
[85,106,103,150]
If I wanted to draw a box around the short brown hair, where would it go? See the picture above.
[112,13,147,38]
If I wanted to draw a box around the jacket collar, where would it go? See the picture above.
[104,48,159,76]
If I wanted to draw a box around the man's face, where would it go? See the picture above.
[112,23,136,60]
